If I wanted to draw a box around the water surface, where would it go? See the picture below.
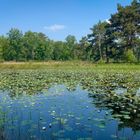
[0,85,140,140]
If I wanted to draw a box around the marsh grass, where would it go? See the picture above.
[0,61,140,72]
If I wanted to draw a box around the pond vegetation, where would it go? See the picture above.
[0,0,140,139]
[0,63,140,139]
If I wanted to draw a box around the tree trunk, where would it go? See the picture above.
[105,46,109,63]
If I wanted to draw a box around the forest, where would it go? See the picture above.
[0,0,140,63]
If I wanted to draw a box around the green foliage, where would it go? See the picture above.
[88,21,108,62]
[87,0,140,63]
[124,50,137,63]
[65,35,77,59]
[0,0,139,63]
[7,28,23,61]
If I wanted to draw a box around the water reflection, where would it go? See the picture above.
[0,85,140,140]
[91,88,140,133]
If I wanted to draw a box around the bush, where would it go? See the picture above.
[124,50,137,63]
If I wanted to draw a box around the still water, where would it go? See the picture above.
[0,85,140,140]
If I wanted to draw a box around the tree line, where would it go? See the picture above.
[0,0,140,63]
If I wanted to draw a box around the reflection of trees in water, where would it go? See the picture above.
[0,128,5,140]
[0,108,5,140]
[7,81,140,133]
[87,93,137,140]
[1,78,140,139]
[89,90,140,133]
[114,126,135,140]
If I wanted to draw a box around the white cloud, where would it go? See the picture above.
[105,19,111,24]
[44,24,66,32]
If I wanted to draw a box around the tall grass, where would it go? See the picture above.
[0,61,140,72]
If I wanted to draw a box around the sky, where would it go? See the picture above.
[0,0,132,41]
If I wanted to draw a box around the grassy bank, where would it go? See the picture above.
[0,61,140,71]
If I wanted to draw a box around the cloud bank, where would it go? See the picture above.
[44,24,66,32]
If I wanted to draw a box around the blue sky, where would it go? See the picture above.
[0,0,132,41]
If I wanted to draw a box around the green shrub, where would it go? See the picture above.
[124,50,137,63]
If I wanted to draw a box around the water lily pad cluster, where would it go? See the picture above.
[91,90,140,132]
[0,69,140,132]
[0,70,140,95]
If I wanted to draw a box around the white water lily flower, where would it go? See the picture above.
[42,127,46,130]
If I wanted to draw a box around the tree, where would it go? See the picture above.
[78,36,90,60]
[53,41,65,60]
[0,36,9,61]
[65,35,77,59]
[7,28,23,61]
[23,31,37,60]
[0,0,140,63]
[45,39,55,60]
[135,38,140,62]
[109,0,140,61]
[88,21,108,62]
[34,33,48,60]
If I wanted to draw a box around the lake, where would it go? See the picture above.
[0,84,140,140]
